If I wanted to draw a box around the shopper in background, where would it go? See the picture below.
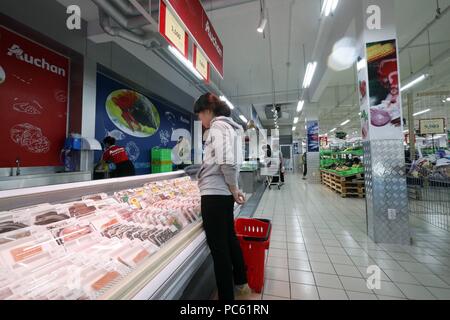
[101,136,135,178]
[302,151,308,180]
[194,93,250,301]
[279,150,285,185]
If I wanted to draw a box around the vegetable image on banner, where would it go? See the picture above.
[366,39,403,140]
[95,73,193,175]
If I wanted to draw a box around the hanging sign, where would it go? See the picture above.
[193,45,209,82]
[159,1,188,57]
[162,0,224,77]
[419,118,445,135]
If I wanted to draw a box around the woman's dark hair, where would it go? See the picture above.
[103,136,116,146]
[194,93,231,117]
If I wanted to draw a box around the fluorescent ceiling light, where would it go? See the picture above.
[168,45,203,80]
[294,117,299,124]
[413,108,431,117]
[239,115,248,123]
[302,62,317,88]
[403,130,409,133]
[340,119,351,126]
[357,58,366,71]
[400,74,428,92]
[292,127,296,131]
[330,128,337,132]
[322,0,339,17]
[257,17,267,33]
[219,95,235,110]
[297,100,304,113]
[358,112,362,116]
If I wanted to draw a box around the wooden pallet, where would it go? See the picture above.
[321,170,366,198]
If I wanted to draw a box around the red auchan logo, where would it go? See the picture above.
[204,21,223,58]
[7,44,67,77]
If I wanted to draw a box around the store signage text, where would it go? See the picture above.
[419,118,445,135]
[66,5,81,30]
[205,21,223,58]
[194,46,209,81]
[164,8,186,55]
[7,44,67,77]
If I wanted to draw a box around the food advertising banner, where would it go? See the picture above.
[366,39,403,140]
[95,73,193,175]
[0,25,70,168]
[307,121,319,152]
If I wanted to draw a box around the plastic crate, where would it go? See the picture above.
[152,164,173,174]
[151,148,172,160]
[235,218,272,293]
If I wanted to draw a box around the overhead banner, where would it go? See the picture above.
[419,118,445,135]
[162,0,224,77]
[95,73,193,175]
[0,25,70,168]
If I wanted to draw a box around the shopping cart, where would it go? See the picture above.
[235,218,272,293]
[260,157,282,190]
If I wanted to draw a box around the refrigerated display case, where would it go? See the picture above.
[0,171,221,300]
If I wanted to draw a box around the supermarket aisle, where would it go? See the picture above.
[247,174,450,300]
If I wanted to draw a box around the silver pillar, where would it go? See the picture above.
[356,0,410,244]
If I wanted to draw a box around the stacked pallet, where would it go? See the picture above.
[321,170,365,198]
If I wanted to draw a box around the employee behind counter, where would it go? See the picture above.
[96,136,135,178]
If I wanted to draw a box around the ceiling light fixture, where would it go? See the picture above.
[413,108,431,117]
[294,117,299,124]
[257,0,267,33]
[168,45,203,80]
[303,62,317,88]
[340,119,351,126]
[330,128,337,132]
[219,95,235,110]
[400,74,428,92]
[292,127,296,131]
[297,100,305,113]
[321,0,339,17]
[239,115,248,123]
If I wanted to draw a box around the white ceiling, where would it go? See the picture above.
[206,0,450,136]
[56,0,450,137]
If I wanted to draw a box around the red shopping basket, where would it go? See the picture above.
[235,218,272,293]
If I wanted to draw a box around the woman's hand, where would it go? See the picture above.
[230,186,246,205]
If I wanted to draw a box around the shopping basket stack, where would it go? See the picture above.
[235,218,272,293]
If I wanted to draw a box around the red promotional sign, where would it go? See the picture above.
[0,25,70,168]
[162,0,224,77]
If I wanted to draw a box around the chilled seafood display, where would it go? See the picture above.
[0,177,201,300]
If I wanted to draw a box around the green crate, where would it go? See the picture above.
[152,164,173,174]
[151,148,172,160]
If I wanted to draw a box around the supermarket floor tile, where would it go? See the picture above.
[253,174,450,300]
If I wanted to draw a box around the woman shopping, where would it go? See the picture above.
[194,93,251,301]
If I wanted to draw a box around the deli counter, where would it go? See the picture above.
[0,171,233,300]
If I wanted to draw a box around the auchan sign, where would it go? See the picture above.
[161,0,224,77]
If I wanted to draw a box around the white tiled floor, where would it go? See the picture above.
[248,173,450,300]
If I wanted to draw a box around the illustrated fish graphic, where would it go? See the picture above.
[13,100,43,115]
[105,129,126,141]
[131,97,158,129]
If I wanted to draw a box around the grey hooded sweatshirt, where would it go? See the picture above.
[197,116,244,196]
